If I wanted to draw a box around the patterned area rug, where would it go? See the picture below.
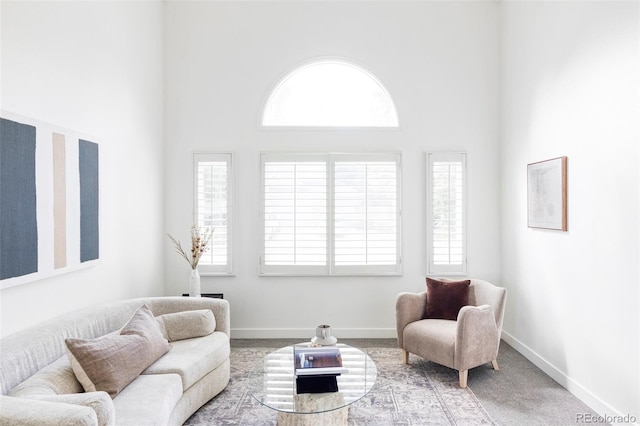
[185,347,496,425]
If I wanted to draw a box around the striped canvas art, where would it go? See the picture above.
[0,113,100,289]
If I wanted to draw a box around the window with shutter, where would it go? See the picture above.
[260,153,401,276]
[426,152,467,275]
[194,153,233,274]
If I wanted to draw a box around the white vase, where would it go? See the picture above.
[189,269,201,297]
[311,324,337,346]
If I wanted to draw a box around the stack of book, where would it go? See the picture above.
[293,345,348,394]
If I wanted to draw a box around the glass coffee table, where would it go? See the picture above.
[247,343,377,425]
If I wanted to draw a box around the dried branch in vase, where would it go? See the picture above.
[167,225,213,269]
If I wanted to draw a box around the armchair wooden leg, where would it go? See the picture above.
[459,370,468,388]
[491,359,499,370]
[401,349,409,364]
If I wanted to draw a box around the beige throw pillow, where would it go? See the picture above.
[65,304,170,397]
[155,309,216,342]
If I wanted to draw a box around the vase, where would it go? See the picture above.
[189,269,201,297]
[311,324,337,346]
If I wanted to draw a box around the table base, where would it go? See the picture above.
[276,393,348,426]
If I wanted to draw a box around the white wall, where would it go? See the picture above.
[164,1,501,337]
[0,1,165,337]
[500,1,639,421]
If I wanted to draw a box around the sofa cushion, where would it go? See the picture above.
[425,277,470,320]
[26,392,115,426]
[155,309,216,342]
[8,354,83,397]
[112,373,183,426]
[65,304,170,397]
[0,395,99,426]
[142,331,229,391]
[404,319,457,368]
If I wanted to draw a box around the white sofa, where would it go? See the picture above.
[0,296,231,426]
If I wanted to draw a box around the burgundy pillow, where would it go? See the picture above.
[425,278,471,320]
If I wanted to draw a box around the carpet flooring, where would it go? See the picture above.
[184,339,604,426]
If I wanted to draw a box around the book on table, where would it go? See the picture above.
[293,345,348,394]
[293,345,348,376]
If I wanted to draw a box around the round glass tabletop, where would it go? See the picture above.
[247,343,377,414]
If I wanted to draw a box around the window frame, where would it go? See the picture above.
[426,152,467,276]
[193,152,234,275]
[260,152,402,276]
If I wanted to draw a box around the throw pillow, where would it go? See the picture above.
[155,309,216,342]
[425,278,471,320]
[65,304,170,397]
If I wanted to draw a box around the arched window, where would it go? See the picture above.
[262,59,399,127]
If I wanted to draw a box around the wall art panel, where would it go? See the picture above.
[53,133,67,269]
[79,139,99,262]
[0,118,38,280]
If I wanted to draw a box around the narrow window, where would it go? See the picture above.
[262,60,399,128]
[194,153,233,274]
[427,152,467,275]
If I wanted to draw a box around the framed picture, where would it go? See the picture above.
[527,156,567,231]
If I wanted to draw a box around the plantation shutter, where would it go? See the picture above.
[333,154,401,275]
[427,152,467,275]
[261,155,328,275]
[260,153,401,276]
[194,153,232,274]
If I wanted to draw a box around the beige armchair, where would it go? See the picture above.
[396,278,507,388]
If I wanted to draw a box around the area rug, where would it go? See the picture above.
[184,347,496,425]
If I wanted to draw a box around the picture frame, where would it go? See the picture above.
[527,156,567,231]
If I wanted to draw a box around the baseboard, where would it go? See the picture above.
[502,331,638,426]
[231,327,397,339]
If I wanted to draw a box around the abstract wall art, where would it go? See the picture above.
[0,112,99,289]
[527,156,567,231]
